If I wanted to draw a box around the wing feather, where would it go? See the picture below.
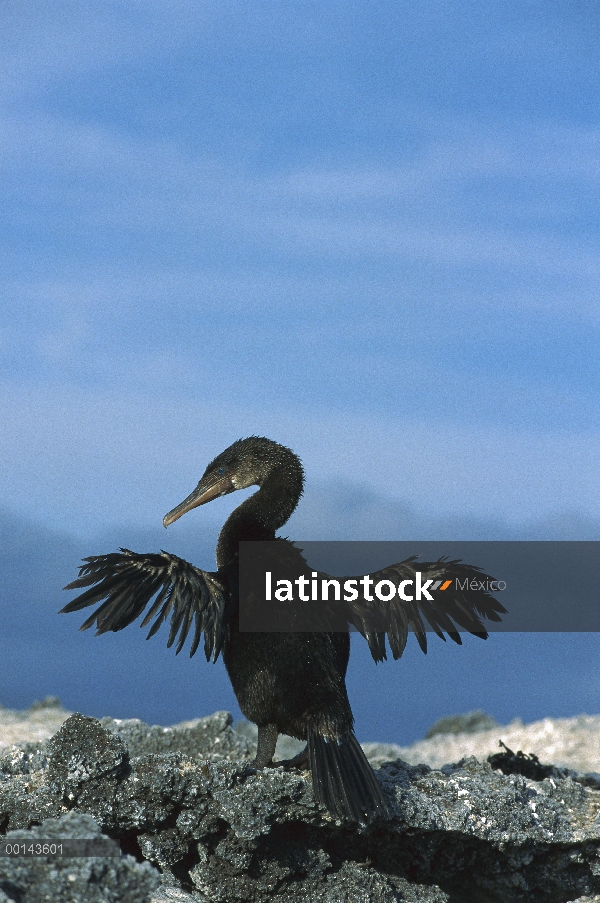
[139,580,172,628]
[190,609,203,659]
[61,548,231,661]
[340,556,506,661]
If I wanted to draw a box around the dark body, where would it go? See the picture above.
[62,436,506,823]
[223,625,352,743]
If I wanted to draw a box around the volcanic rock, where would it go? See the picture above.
[1,710,600,902]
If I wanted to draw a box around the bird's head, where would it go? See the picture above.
[163,436,301,528]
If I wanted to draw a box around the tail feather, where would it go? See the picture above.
[307,728,388,824]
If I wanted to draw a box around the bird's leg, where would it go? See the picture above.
[275,744,309,770]
[253,723,279,768]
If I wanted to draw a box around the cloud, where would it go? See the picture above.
[290,481,600,541]
[0,0,598,547]
[0,2,230,102]
[1,382,600,537]
[1,105,598,297]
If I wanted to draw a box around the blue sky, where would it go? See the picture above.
[1,1,600,740]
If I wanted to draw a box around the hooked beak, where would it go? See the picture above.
[163,475,234,528]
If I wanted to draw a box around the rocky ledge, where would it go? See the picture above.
[1,709,600,903]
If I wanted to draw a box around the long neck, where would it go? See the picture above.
[216,457,304,568]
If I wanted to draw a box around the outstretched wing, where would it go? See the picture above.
[61,549,233,662]
[343,557,507,662]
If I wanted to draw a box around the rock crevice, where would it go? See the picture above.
[1,711,600,902]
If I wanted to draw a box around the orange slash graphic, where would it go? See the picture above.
[440,580,452,591]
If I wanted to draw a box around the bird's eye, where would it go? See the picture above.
[218,467,226,474]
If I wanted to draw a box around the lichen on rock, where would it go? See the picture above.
[1,710,600,902]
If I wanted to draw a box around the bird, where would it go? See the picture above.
[61,436,506,824]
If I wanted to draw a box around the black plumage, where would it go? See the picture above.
[62,436,506,823]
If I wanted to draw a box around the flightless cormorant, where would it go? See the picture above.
[62,437,506,824]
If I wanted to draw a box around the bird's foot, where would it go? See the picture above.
[249,756,273,770]
[253,723,278,768]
